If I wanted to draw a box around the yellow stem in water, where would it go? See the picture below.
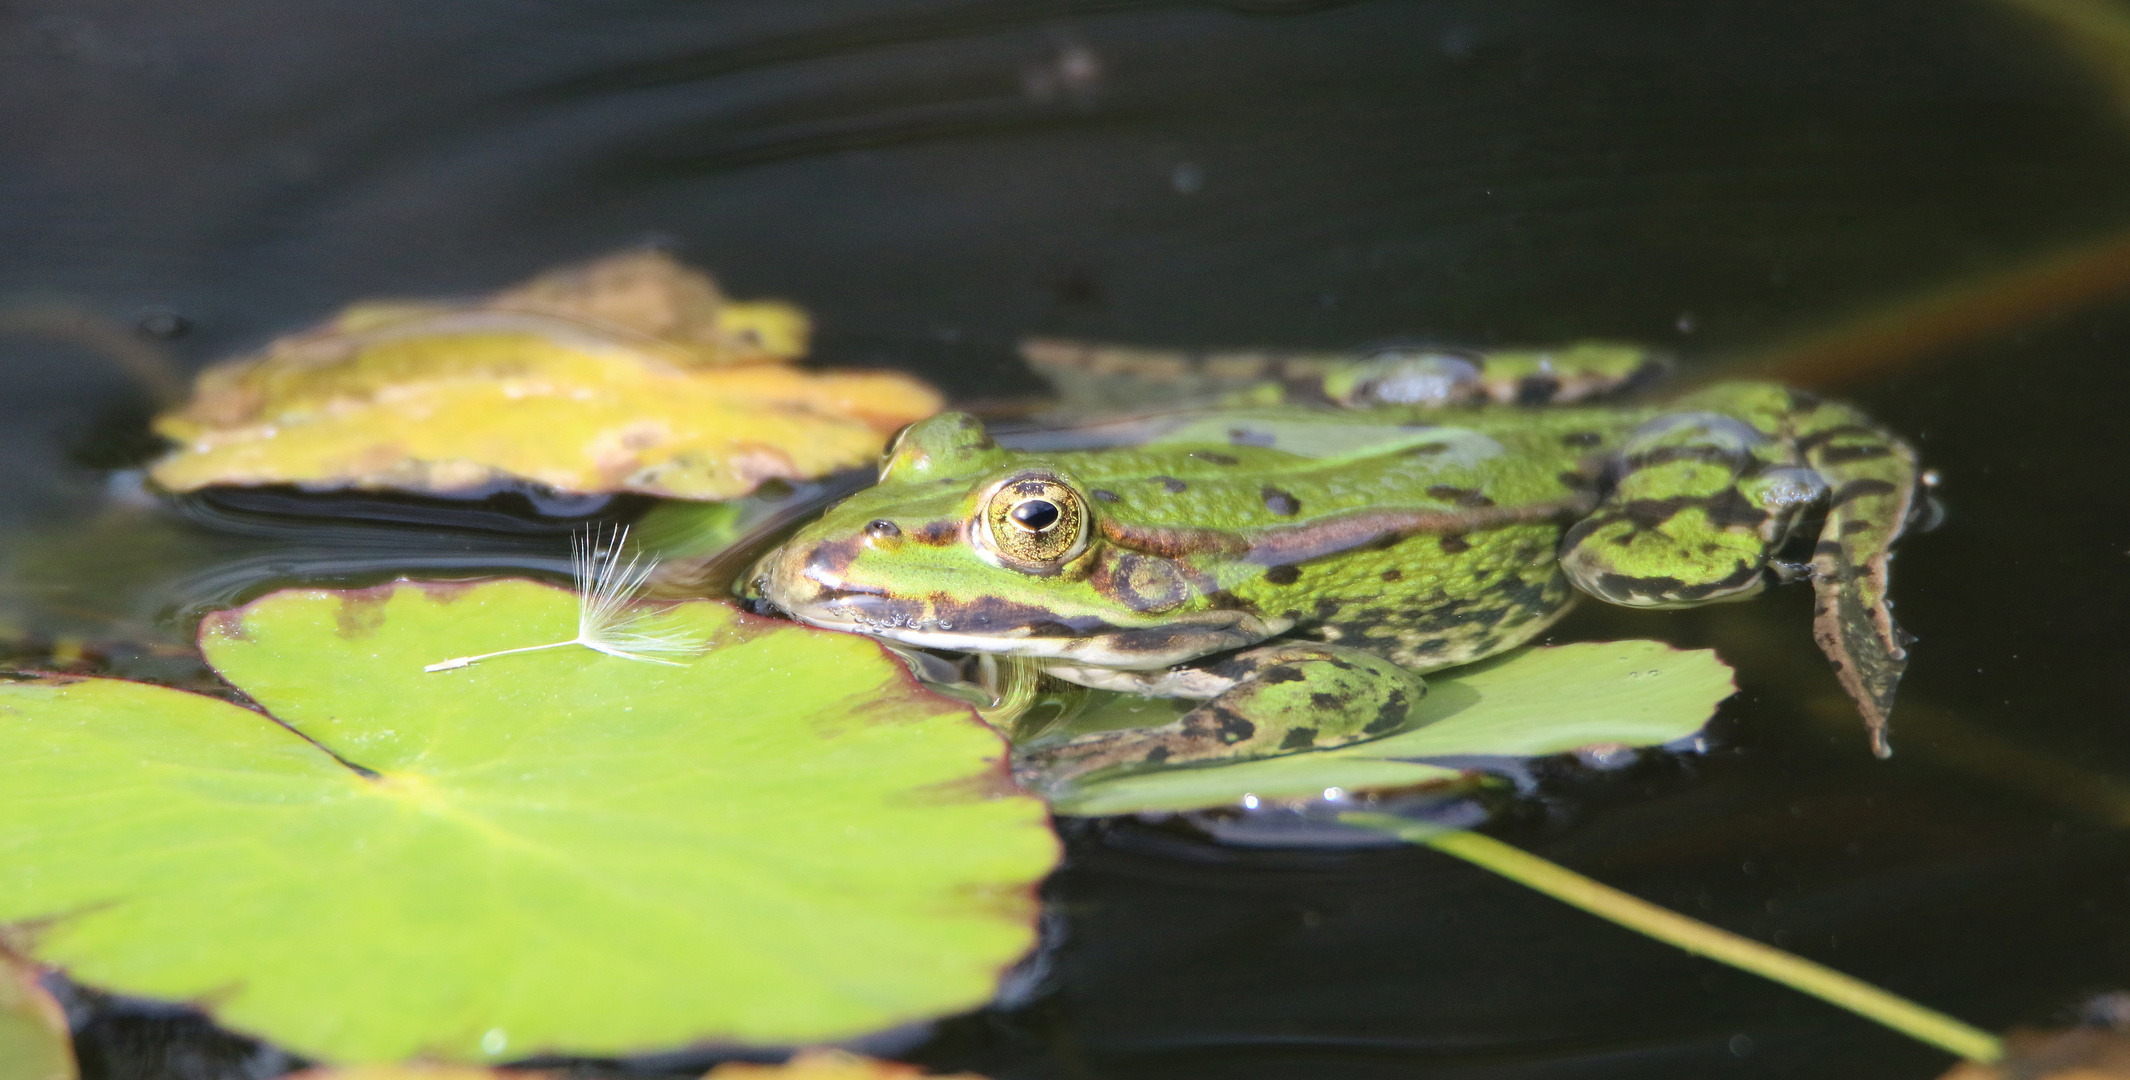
[1344,816,2004,1064]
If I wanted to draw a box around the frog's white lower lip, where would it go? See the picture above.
[779,604,1290,670]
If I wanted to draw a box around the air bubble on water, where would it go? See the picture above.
[1322,787,1346,802]
[1241,794,1260,810]
[481,1028,508,1055]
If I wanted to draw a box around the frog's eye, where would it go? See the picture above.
[975,472,1089,572]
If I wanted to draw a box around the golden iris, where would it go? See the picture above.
[976,472,1088,570]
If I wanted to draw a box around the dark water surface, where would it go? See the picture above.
[7,2,2130,1077]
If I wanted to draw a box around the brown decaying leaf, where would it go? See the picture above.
[149,252,940,501]
[1940,1027,2130,1080]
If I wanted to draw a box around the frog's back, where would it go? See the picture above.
[1046,402,1651,670]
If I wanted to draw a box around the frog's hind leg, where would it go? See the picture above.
[1792,398,1921,758]
[1560,384,1923,756]
[1559,390,1825,609]
[1023,642,1426,788]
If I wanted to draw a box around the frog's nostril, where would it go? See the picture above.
[865,519,902,539]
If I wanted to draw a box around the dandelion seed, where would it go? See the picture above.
[424,525,702,672]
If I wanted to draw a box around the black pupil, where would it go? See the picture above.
[1010,499,1060,531]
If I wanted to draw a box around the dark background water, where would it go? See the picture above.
[7,1,2130,1077]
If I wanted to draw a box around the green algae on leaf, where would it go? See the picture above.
[1038,640,1735,816]
[0,581,1057,1064]
[0,954,75,1080]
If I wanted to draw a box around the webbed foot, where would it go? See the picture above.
[1795,405,1921,757]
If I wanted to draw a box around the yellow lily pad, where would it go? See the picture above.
[150,252,940,500]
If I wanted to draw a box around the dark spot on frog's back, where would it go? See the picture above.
[1438,535,1470,554]
[1190,451,1240,465]
[1309,692,1343,711]
[1264,564,1301,586]
[1091,488,1121,503]
[1517,374,1562,405]
[1151,475,1188,493]
[1261,485,1301,516]
[1556,470,1597,492]
[1426,485,1495,508]
[1229,428,1276,448]
[1560,431,1604,448]
[1381,568,1402,581]
[1259,664,1306,684]
[1280,727,1318,749]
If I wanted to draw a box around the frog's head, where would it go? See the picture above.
[752,412,1283,670]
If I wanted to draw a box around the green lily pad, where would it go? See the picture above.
[0,581,1057,1064]
[0,955,74,1080]
[1042,640,1735,816]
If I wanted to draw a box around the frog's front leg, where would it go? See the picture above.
[1024,643,1426,786]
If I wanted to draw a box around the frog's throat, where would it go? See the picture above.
[777,601,1294,670]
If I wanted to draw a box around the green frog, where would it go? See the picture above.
[749,343,1923,784]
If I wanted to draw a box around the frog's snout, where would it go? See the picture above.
[753,525,877,627]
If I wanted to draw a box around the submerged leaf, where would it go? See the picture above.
[1039,640,1735,816]
[0,581,1057,1063]
[0,955,75,1080]
[150,252,940,500]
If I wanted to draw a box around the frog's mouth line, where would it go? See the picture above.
[775,593,1288,671]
